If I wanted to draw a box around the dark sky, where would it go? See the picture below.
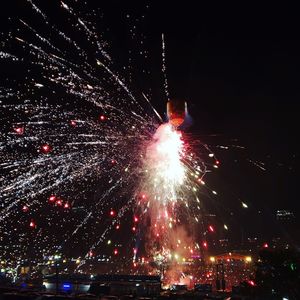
[1,1,299,243]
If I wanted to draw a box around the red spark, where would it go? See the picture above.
[29,220,35,228]
[110,210,115,216]
[49,195,56,202]
[115,225,120,230]
[64,202,70,209]
[134,216,138,223]
[70,120,77,127]
[14,126,24,135]
[113,249,118,255]
[41,144,52,154]
[203,241,208,248]
[132,226,136,232]
[56,199,63,206]
[248,280,255,286]
[263,243,269,248]
[99,115,106,121]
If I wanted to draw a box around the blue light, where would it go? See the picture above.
[62,283,72,291]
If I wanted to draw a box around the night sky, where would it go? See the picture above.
[1,1,299,245]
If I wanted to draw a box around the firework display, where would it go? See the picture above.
[0,1,275,286]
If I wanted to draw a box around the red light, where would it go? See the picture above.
[216,160,220,165]
[248,280,255,286]
[114,249,118,255]
[209,225,214,232]
[70,120,76,127]
[111,159,116,164]
[156,233,159,237]
[203,241,208,248]
[132,226,136,232]
[29,220,35,228]
[64,202,69,209]
[22,205,28,212]
[115,225,120,230]
[100,115,106,121]
[133,248,137,254]
[141,194,146,199]
[41,144,52,154]
[89,251,93,257]
[14,126,24,135]
[133,262,137,267]
[110,210,115,216]
[134,216,138,223]
[49,195,56,202]
[56,199,63,206]
[263,243,269,248]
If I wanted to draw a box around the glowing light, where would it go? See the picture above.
[99,115,106,121]
[263,243,269,248]
[29,220,35,228]
[224,224,228,230]
[41,144,52,154]
[110,210,115,216]
[22,205,28,212]
[70,120,76,127]
[14,126,24,135]
[245,256,252,262]
[242,202,248,208]
[210,256,215,262]
[113,249,118,255]
[49,195,56,202]
[209,225,214,232]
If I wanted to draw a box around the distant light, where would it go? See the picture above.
[115,225,120,230]
[134,216,139,222]
[224,224,228,230]
[110,210,115,216]
[263,243,269,248]
[70,120,76,127]
[203,241,208,248]
[99,115,106,121]
[114,249,118,255]
[209,153,214,157]
[209,225,214,232]
[210,256,215,262]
